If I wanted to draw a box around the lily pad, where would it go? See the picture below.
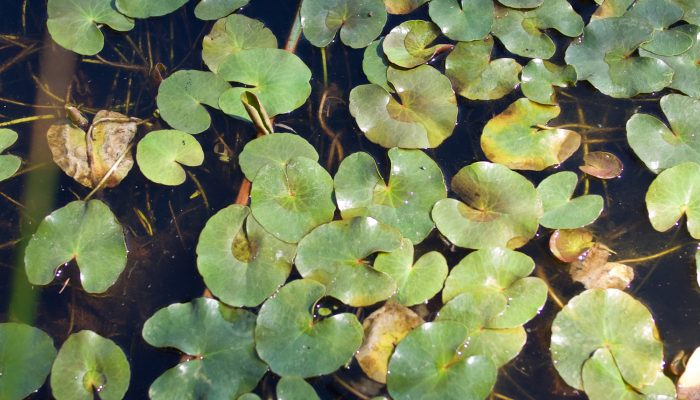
[428,0,494,42]
[47,0,134,55]
[362,39,392,93]
[157,70,231,134]
[549,228,594,262]
[591,0,634,19]
[277,377,320,400]
[51,331,130,400]
[333,148,446,243]
[0,323,56,400]
[0,129,21,182]
[250,156,335,243]
[645,161,700,239]
[579,151,623,179]
[24,200,127,294]
[195,0,250,20]
[115,0,187,17]
[674,0,700,24]
[550,288,665,390]
[295,217,402,306]
[300,0,387,48]
[564,17,673,98]
[481,98,581,171]
[626,0,691,56]
[255,279,364,377]
[202,14,277,73]
[385,0,429,14]
[374,238,448,306]
[196,205,296,307]
[500,0,544,8]
[142,297,267,399]
[444,36,521,101]
[491,0,584,59]
[383,20,451,68]
[521,59,577,105]
[640,24,700,99]
[537,171,604,229]
[387,321,497,400]
[218,48,311,122]
[136,130,204,186]
[349,65,458,149]
[238,133,318,181]
[432,161,543,249]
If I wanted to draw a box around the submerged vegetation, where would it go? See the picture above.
[2,0,700,399]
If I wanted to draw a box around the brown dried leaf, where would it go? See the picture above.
[679,347,700,400]
[569,243,634,289]
[579,151,623,179]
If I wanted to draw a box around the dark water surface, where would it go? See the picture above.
[1,1,699,399]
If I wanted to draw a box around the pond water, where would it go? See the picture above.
[1,0,699,399]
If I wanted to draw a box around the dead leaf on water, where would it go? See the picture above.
[579,151,623,179]
[678,347,700,400]
[569,243,634,289]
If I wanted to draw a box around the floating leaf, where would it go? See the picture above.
[362,39,392,93]
[551,288,665,390]
[277,377,320,400]
[564,17,673,98]
[640,24,700,99]
[300,0,387,48]
[238,133,318,181]
[136,130,204,186]
[569,243,634,290]
[250,156,335,243]
[239,394,262,400]
[481,98,581,171]
[255,279,364,377]
[646,161,700,239]
[674,0,700,24]
[432,161,543,249]
[295,217,402,306]
[0,129,21,182]
[349,65,458,149]
[374,238,448,306]
[47,0,134,55]
[195,0,250,20]
[627,0,691,56]
[385,0,429,14]
[383,20,451,68]
[591,0,633,19]
[580,151,623,179]
[491,0,583,59]
[500,0,544,8]
[334,148,446,243]
[537,171,604,229]
[143,298,267,399]
[157,70,231,134]
[521,59,577,105]
[445,36,521,101]
[25,200,127,293]
[218,48,311,122]
[387,321,497,400]
[549,228,594,262]
[0,323,56,400]
[115,0,187,17]
[356,302,423,383]
[196,205,295,307]
[202,14,277,73]
[428,0,494,42]
[51,331,130,400]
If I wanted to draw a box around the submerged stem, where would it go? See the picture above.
[616,244,685,265]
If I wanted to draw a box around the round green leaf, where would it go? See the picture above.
[300,0,387,48]
[564,17,673,98]
[374,238,448,306]
[385,0,429,14]
[143,297,267,399]
[136,130,204,186]
[383,20,449,68]
[673,0,700,24]
[428,0,494,42]
[349,65,458,149]
[196,205,296,307]
[334,148,446,243]
[218,48,311,122]
[238,133,319,181]
[195,0,250,20]
[550,288,665,390]
[445,36,521,101]
[481,98,581,171]
[47,0,134,55]
[387,321,497,400]
[24,200,127,294]
[521,59,577,105]
[250,156,335,243]
[295,217,402,306]
[645,161,700,239]
[537,171,604,229]
[0,323,56,400]
[51,331,130,400]
[255,279,363,377]
[202,14,277,73]
[238,394,262,400]
[0,128,21,182]
[115,0,187,17]
[157,70,231,134]
[591,0,634,19]
[492,0,583,59]
[627,0,690,56]
[362,39,392,93]
[499,0,544,8]
[432,162,543,249]
[277,376,320,400]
